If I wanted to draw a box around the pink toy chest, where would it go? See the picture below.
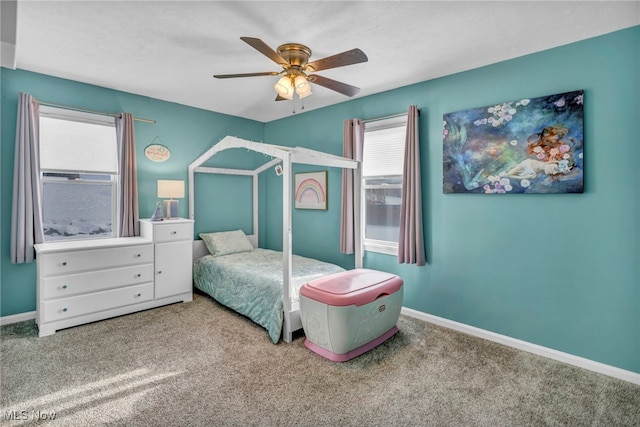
[300,268,403,362]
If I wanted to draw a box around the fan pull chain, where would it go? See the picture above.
[291,95,305,114]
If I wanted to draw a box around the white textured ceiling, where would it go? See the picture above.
[6,1,640,122]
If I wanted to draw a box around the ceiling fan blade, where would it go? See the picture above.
[213,71,280,79]
[240,37,289,67]
[309,75,361,97]
[305,48,368,72]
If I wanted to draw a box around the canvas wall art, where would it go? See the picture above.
[443,90,584,194]
[294,171,327,210]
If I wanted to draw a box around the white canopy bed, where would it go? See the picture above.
[188,135,362,343]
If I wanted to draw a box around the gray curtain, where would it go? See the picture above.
[398,105,426,265]
[11,93,44,264]
[340,119,364,254]
[116,113,139,237]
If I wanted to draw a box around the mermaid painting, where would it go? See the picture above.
[443,90,584,194]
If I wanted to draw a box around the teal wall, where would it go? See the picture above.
[0,69,263,317]
[264,26,640,374]
[1,26,638,374]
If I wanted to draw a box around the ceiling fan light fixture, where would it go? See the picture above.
[274,76,294,100]
[294,75,312,99]
[216,37,367,103]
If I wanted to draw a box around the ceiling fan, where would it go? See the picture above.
[213,37,368,101]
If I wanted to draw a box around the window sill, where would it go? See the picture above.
[363,240,398,256]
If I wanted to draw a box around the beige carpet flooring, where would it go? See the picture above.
[2,293,639,426]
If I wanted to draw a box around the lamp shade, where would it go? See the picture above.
[157,180,184,199]
[294,76,312,99]
[274,76,294,100]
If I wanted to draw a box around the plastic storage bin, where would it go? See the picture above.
[300,268,403,362]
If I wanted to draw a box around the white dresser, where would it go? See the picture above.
[35,221,194,337]
[139,218,194,300]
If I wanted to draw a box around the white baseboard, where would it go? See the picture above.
[0,311,36,326]
[401,307,640,386]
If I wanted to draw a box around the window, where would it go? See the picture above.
[362,115,407,255]
[39,106,118,242]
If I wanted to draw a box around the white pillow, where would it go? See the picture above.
[199,230,254,257]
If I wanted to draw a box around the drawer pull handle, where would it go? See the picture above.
[136,273,141,278]
[136,293,142,297]
[158,270,162,274]
[62,285,68,289]
[62,308,68,313]
[135,254,141,258]
[62,262,67,266]
[171,231,177,235]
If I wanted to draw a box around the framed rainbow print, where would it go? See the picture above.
[294,171,327,210]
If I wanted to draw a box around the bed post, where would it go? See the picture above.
[353,163,363,268]
[188,166,195,221]
[253,173,259,241]
[281,152,294,343]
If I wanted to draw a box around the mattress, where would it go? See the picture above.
[193,248,345,343]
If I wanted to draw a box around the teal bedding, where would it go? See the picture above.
[193,248,345,343]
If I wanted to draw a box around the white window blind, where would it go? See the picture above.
[39,112,118,174]
[361,114,407,254]
[363,116,407,177]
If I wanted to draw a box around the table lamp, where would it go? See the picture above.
[157,180,184,219]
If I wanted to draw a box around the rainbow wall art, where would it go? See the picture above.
[294,171,327,210]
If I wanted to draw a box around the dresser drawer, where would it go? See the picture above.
[152,222,193,243]
[41,264,154,299]
[40,283,154,323]
[39,244,153,276]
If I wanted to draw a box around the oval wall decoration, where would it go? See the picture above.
[144,144,170,162]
